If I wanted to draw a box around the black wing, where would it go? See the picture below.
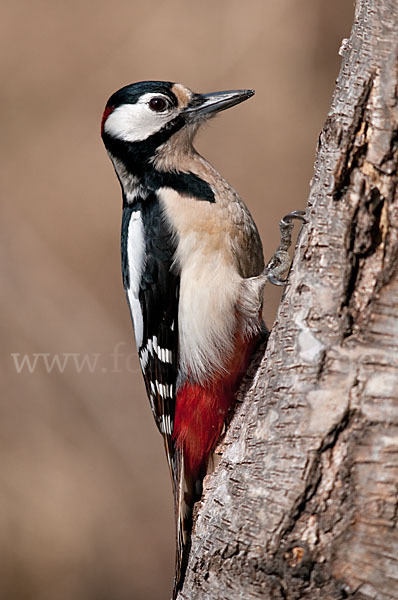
[122,196,179,439]
[122,197,190,594]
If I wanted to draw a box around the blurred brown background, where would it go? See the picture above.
[1,2,353,599]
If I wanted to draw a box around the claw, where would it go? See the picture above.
[267,273,287,286]
[280,210,307,225]
[265,209,307,287]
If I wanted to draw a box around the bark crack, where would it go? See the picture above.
[281,409,355,543]
[332,75,374,202]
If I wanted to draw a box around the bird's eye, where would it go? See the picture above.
[148,97,169,112]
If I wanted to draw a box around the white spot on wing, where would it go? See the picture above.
[148,394,156,415]
[126,211,145,349]
[165,414,172,434]
[139,347,149,370]
[151,380,172,400]
[153,336,158,353]
[160,414,173,435]
[153,340,173,364]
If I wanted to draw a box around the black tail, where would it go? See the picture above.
[165,441,202,599]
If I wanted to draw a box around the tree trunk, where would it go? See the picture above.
[178,1,398,598]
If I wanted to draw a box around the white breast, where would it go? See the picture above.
[126,210,146,348]
[158,187,242,384]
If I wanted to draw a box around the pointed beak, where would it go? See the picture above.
[185,89,255,119]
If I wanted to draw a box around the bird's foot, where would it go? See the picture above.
[265,210,307,286]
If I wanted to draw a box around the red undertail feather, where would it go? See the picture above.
[172,335,258,475]
[173,381,230,474]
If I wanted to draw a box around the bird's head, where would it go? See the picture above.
[101,81,254,167]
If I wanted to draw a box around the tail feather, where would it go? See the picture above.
[170,448,202,599]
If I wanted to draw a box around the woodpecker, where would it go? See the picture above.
[101,81,273,596]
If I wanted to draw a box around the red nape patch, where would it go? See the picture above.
[173,335,258,476]
[101,105,114,135]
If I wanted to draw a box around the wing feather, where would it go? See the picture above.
[122,197,179,438]
[122,195,192,596]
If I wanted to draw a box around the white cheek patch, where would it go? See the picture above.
[104,94,175,142]
[126,211,146,348]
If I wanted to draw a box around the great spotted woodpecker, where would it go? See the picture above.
[101,81,300,597]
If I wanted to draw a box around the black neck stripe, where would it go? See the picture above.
[102,115,185,176]
[103,115,215,203]
[144,170,215,203]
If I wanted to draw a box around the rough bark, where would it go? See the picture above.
[178,1,398,599]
